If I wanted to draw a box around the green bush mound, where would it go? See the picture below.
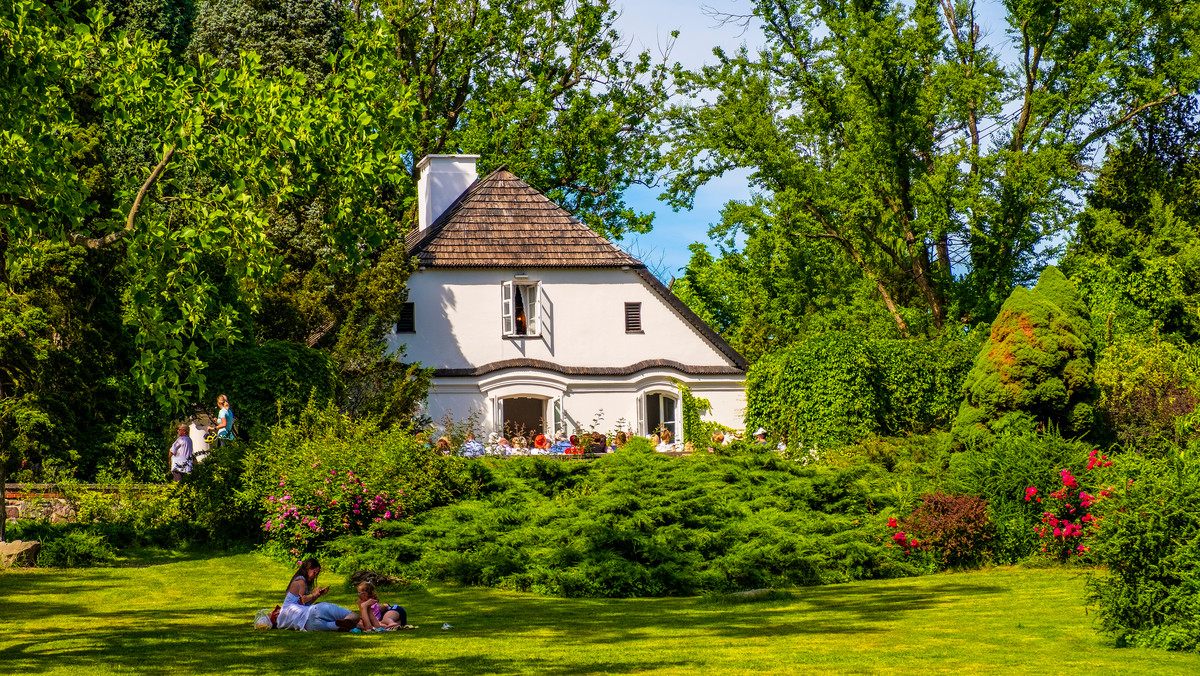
[745,331,981,448]
[1088,449,1200,651]
[954,267,1095,444]
[203,340,340,436]
[321,445,928,598]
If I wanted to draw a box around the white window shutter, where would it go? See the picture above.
[635,393,644,436]
[553,397,563,434]
[527,283,541,336]
[501,281,514,336]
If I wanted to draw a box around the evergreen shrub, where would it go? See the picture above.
[323,450,927,597]
[1087,449,1200,651]
[35,529,117,568]
[953,267,1095,445]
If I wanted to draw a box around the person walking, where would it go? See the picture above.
[168,424,193,481]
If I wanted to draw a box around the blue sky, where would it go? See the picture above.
[611,0,1015,280]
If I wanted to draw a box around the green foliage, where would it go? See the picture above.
[746,331,979,448]
[324,451,925,598]
[1087,448,1200,651]
[243,400,478,560]
[672,209,881,363]
[746,333,880,448]
[35,529,117,568]
[663,0,1200,331]
[901,492,995,569]
[1063,97,1200,344]
[202,340,338,434]
[676,382,711,446]
[373,0,670,239]
[945,430,1094,563]
[953,267,1095,445]
[186,0,344,82]
[1093,338,1199,451]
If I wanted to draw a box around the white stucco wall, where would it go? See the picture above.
[426,371,746,437]
[391,267,747,435]
[389,268,735,369]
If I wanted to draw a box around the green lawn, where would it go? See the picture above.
[2,551,1198,675]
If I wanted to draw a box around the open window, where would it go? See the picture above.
[644,392,678,439]
[501,280,541,337]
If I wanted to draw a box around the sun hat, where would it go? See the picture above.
[555,431,568,441]
[754,427,767,437]
[488,432,499,444]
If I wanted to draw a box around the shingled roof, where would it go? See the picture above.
[405,168,639,268]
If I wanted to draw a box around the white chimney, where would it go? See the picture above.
[416,154,480,231]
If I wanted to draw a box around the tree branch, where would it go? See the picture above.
[68,145,175,250]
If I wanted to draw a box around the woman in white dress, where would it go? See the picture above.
[276,559,359,631]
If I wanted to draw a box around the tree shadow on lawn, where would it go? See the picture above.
[398,579,1011,645]
[0,558,1011,674]
[0,619,681,676]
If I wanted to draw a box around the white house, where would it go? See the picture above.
[389,155,747,440]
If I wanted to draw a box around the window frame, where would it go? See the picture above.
[501,280,541,338]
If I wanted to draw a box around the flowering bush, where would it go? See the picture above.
[244,400,478,560]
[1027,449,1113,562]
[885,516,929,557]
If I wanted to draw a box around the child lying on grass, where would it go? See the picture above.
[356,582,412,631]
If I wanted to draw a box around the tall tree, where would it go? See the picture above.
[2,2,417,412]
[664,0,1200,334]
[371,0,671,239]
[186,0,344,82]
[1062,96,1200,344]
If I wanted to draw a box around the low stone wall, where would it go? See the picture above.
[4,485,77,523]
[4,483,161,524]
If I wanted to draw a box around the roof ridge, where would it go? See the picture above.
[406,167,638,268]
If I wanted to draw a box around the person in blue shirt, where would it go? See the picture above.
[460,433,485,457]
[214,394,235,446]
[549,431,571,454]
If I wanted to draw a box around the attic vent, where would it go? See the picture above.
[396,302,415,333]
[625,302,642,333]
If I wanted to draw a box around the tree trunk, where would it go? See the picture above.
[1,458,7,543]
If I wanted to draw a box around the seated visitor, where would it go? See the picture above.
[566,434,583,455]
[609,431,627,452]
[549,431,572,454]
[590,432,607,454]
[460,433,485,457]
[276,559,359,632]
[512,436,529,455]
[497,436,515,455]
[531,434,551,455]
[657,429,676,453]
[355,582,412,631]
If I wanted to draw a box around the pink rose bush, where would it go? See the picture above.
[245,400,473,561]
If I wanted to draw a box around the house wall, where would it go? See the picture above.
[389,268,734,370]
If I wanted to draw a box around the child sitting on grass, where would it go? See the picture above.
[355,582,411,631]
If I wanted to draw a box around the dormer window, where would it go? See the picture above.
[502,280,541,337]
